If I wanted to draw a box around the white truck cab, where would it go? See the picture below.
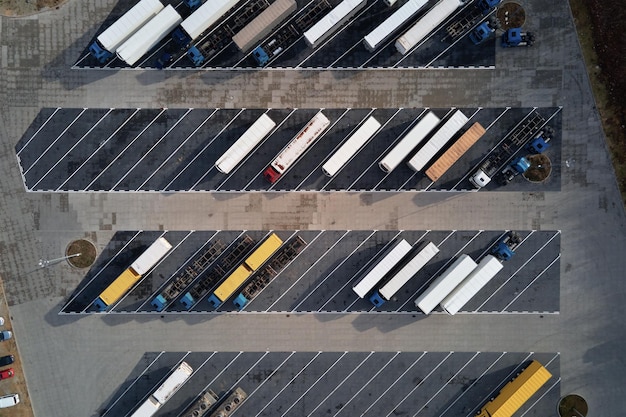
[469,169,491,189]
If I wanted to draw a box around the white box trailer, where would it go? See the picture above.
[322,116,381,177]
[304,0,368,48]
[263,112,330,183]
[152,361,193,404]
[232,0,297,52]
[130,397,161,417]
[407,109,469,171]
[363,0,428,52]
[370,241,440,307]
[215,114,276,174]
[179,0,242,43]
[116,5,182,65]
[415,254,477,314]
[395,0,464,55]
[353,239,412,298]
[441,254,503,315]
[130,237,173,275]
[91,0,164,60]
[379,111,440,173]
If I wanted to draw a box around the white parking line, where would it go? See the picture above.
[31,109,114,190]
[279,352,348,417]
[172,351,218,417]
[56,108,141,191]
[384,352,453,417]
[23,108,87,175]
[85,109,166,190]
[16,107,61,156]
[110,108,193,190]
[242,352,295,410]
[305,351,375,417]
[520,377,561,417]
[502,253,560,311]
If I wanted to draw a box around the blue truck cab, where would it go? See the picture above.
[172,27,193,48]
[477,0,501,14]
[151,294,167,311]
[233,294,249,310]
[93,297,108,312]
[252,46,270,66]
[469,22,495,45]
[491,232,521,261]
[180,292,195,310]
[89,41,113,63]
[184,0,202,10]
[187,46,205,66]
[207,294,222,309]
[369,292,386,307]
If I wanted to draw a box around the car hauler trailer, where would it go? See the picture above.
[207,233,283,308]
[215,114,276,174]
[173,0,242,46]
[94,237,172,311]
[352,239,412,298]
[476,360,552,417]
[89,0,164,63]
[395,0,465,55]
[415,253,477,314]
[440,254,503,315]
[263,112,330,183]
[407,109,469,172]
[115,5,182,66]
[370,241,439,307]
[322,116,381,177]
[232,0,297,52]
[363,0,428,52]
[425,122,485,182]
[379,111,440,173]
[130,362,193,417]
[303,0,367,48]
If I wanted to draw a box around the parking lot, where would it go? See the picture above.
[104,351,560,417]
[74,0,496,70]
[16,106,561,192]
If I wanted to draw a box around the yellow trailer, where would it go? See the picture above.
[476,360,552,417]
[425,122,486,182]
[243,233,283,271]
[95,268,141,310]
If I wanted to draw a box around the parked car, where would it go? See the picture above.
[0,317,4,326]
[0,393,19,408]
[0,331,11,342]
[0,368,13,380]
[0,355,14,367]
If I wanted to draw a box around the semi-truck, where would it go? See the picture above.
[495,156,530,186]
[407,109,469,172]
[208,388,247,417]
[370,241,439,307]
[130,362,193,417]
[476,360,552,417]
[321,116,381,177]
[215,114,276,174]
[440,254,503,315]
[208,233,283,308]
[115,5,182,66]
[446,0,500,41]
[415,253,477,314]
[234,236,306,309]
[180,235,256,309]
[263,112,330,183]
[94,237,172,311]
[425,122,485,182]
[172,0,242,47]
[352,239,413,298]
[491,231,521,261]
[501,27,535,47]
[379,111,440,173]
[89,0,164,63]
[232,0,297,52]
[303,0,367,48]
[469,112,546,189]
[363,0,429,52]
[181,390,219,417]
[151,240,226,311]
[395,0,466,55]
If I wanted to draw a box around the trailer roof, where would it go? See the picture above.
[363,0,428,51]
[97,0,164,53]
[181,0,241,42]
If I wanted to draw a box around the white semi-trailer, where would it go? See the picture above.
[441,254,503,315]
[407,109,469,171]
[322,116,381,177]
[89,0,164,63]
[363,0,428,52]
[379,111,440,173]
[116,5,182,66]
[215,114,277,174]
[352,239,412,298]
[173,0,242,46]
[232,0,297,52]
[263,112,330,183]
[395,0,465,55]
[370,241,440,307]
[131,362,193,417]
[415,253,477,314]
[304,0,367,48]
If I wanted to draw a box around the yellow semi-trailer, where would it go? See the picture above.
[208,233,283,307]
[476,360,552,417]
[94,237,172,311]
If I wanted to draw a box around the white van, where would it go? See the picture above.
[0,393,19,408]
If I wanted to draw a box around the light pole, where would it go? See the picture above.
[38,253,81,268]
